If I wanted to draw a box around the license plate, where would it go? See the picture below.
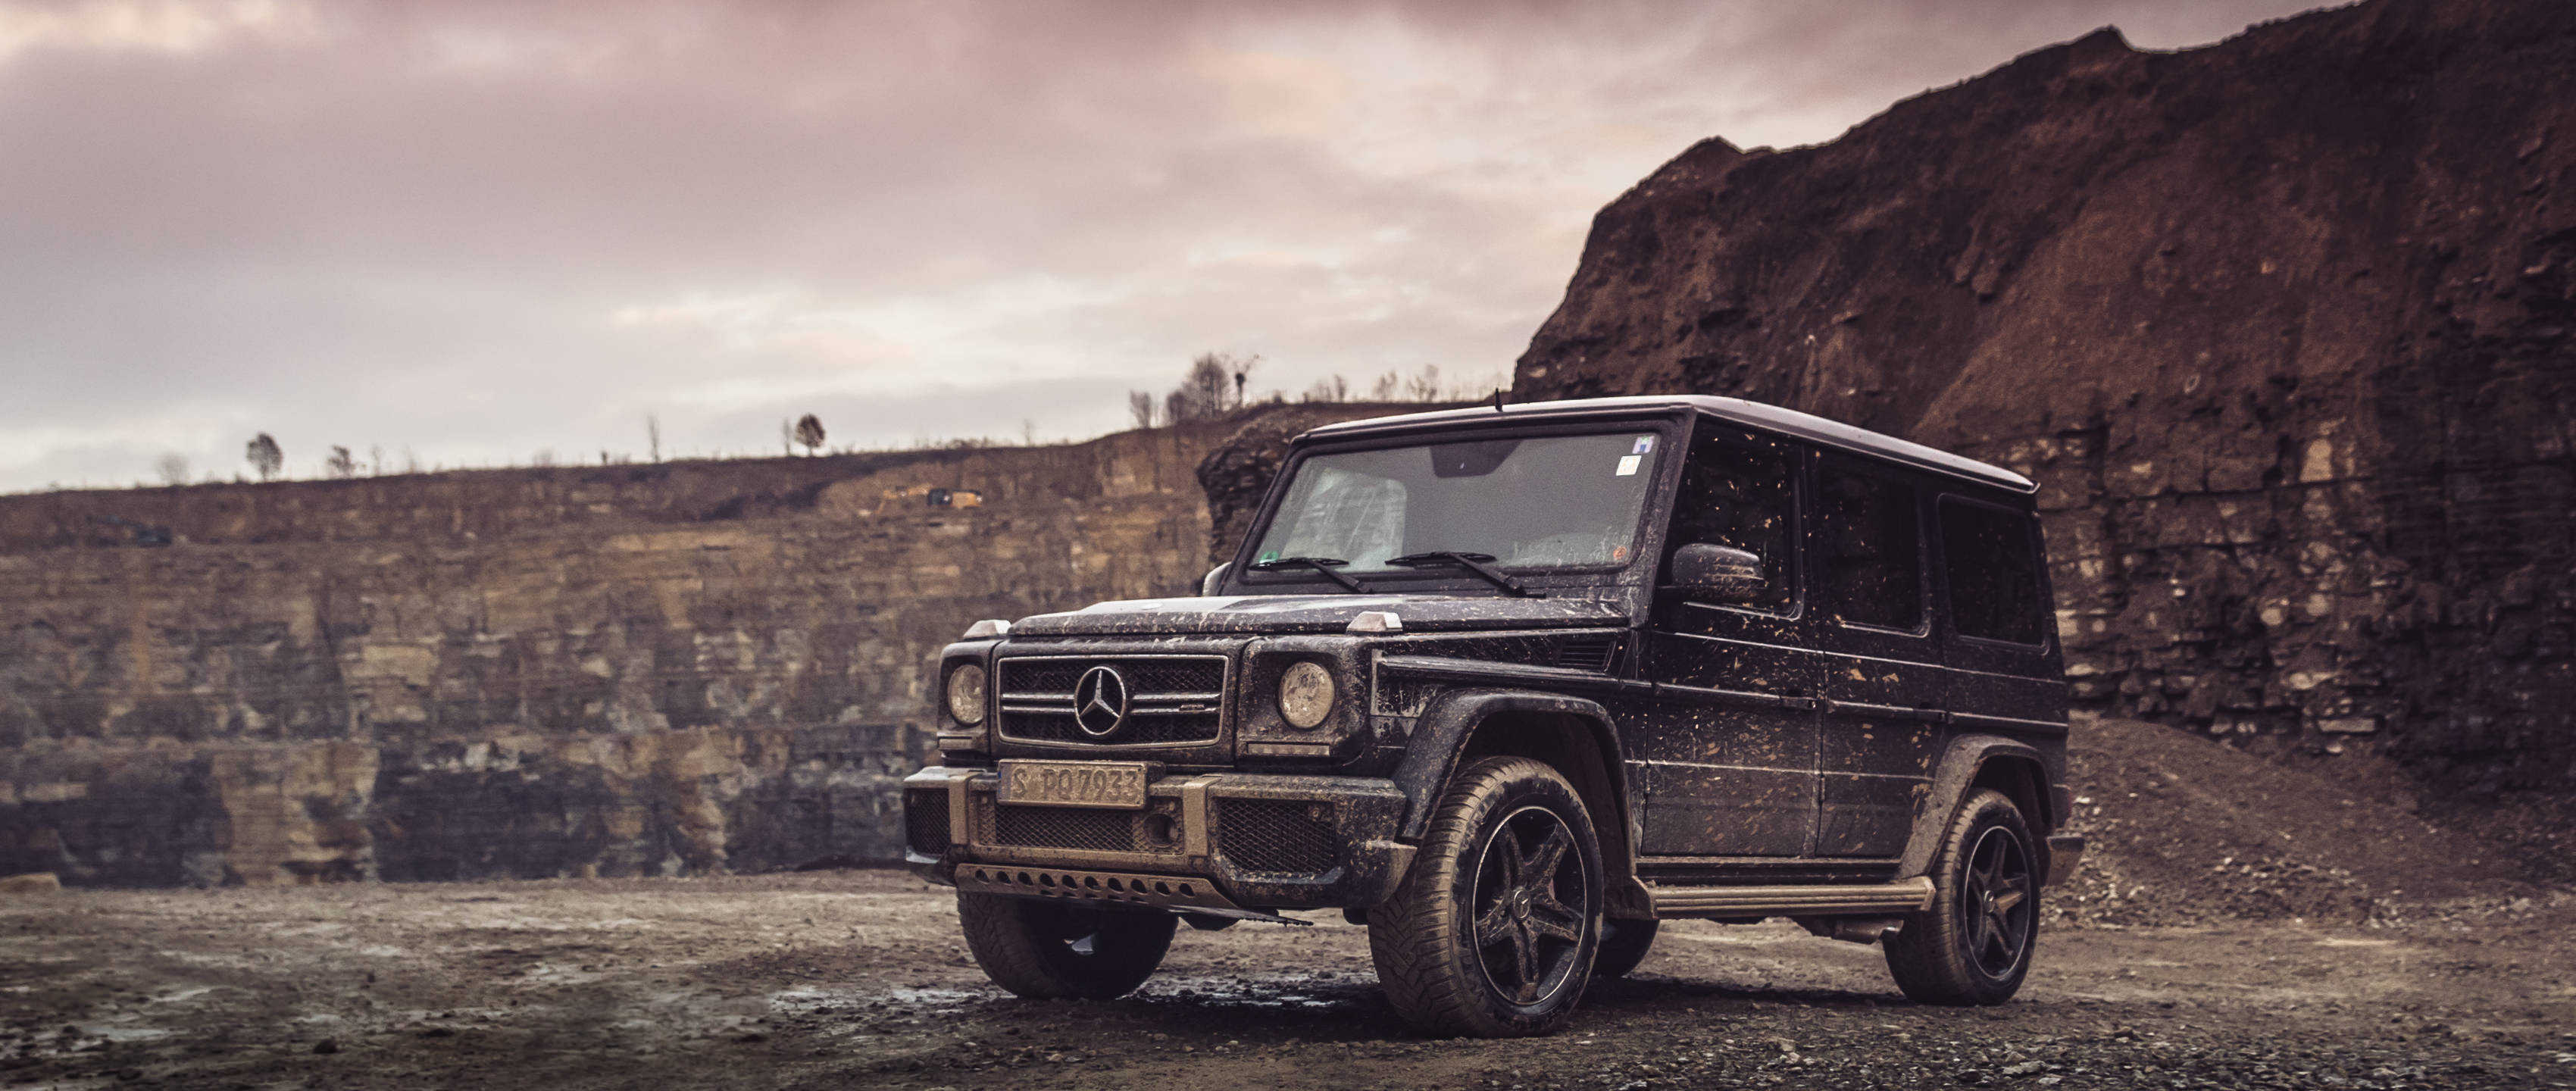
[994,760,1149,809]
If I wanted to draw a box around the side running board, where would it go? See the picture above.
[1647,877,1935,918]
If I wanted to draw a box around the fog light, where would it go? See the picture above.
[1277,661,1335,730]
[946,663,988,726]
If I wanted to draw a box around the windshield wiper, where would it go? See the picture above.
[1383,552,1537,598]
[1248,555,1371,593]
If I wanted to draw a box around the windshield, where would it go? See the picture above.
[1247,430,1666,577]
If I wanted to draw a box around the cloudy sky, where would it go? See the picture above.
[0,0,2328,491]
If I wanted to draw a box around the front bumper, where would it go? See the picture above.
[902,766,1414,911]
[2045,833,2087,887]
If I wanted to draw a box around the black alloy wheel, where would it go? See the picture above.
[1471,805,1590,1004]
[1959,824,2035,978]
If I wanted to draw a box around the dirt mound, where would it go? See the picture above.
[2054,717,2536,925]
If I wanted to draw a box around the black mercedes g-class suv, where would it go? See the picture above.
[905,395,2081,1036]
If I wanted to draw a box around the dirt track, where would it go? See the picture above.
[6,872,2575,1089]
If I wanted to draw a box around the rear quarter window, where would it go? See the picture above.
[1938,499,2044,645]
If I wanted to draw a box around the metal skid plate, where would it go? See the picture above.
[954,863,1244,914]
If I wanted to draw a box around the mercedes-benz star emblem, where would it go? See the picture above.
[1072,665,1130,737]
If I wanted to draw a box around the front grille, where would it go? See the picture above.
[904,789,949,854]
[1218,799,1338,874]
[995,655,1227,748]
[1002,658,1224,696]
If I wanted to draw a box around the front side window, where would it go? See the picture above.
[1818,461,1923,630]
[1664,430,1797,614]
[1940,499,2046,644]
[1249,430,1665,577]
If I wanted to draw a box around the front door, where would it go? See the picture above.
[1635,425,1818,857]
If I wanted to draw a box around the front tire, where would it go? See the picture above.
[1368,756,1604,1037]
[957,893,1177,1000]
[1593,917,1660,979]
[1884,788,2040,1005]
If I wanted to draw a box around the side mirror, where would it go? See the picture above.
[1668,543,1765,603]
[1199,562,1232,597]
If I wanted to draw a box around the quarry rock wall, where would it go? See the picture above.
[1508,0,2576,804]
[0,420,1280,886]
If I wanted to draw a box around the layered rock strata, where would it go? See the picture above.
[0,419,1323,886]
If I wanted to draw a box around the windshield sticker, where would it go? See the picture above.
[1632,436,1655,455]
[1257,549,1282,564]
[1615,455,1642,477]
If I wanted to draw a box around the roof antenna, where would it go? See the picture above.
[1493,386,1506,411]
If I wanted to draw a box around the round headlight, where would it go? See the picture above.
[1277,661,1336,730]
[945,663,988,726]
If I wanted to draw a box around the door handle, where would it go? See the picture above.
[1822,699,1948,724]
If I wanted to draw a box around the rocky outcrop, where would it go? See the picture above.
[1512,0,2576,807]
[0,417,1349,886]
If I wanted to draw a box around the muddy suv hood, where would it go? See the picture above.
[1007,593,1632,636]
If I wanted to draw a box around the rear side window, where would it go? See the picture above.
[1817,461,1922,631]
[1940,499,2045,645]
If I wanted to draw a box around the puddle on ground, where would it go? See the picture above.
[156,951,259,970]
[1138,973,1365,1011]
[763,973,1365,1022]
[883,986,989,1008]
[513,963,608,985]
[764,983,990,1018]
[80,1023,174,1043]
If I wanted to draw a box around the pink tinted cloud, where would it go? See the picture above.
[0,0,2328,489]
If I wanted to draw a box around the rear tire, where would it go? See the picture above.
[1368,756,1603,1037]
[1884,789,2039,1005]
[957,893,1177,1000]
[1593,917,1660,979]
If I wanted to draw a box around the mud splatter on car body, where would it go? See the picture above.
[906,395,2078,1029]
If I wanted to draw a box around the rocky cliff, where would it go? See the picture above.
[1512,0,2576,819]
[0,414,1366,886]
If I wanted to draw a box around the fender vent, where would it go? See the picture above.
[1555,636,1620,672]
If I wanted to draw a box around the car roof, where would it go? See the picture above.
[1296,394,2037,495]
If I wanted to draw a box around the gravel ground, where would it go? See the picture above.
[6,871,2575,1090]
